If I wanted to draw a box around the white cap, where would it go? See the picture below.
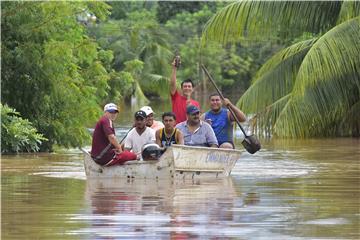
[104,103,119,112]
[140,106,154,116]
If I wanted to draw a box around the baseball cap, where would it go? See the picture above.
[104,103,119,113]
[140,106,154,116]
[134,110,147,119]
[186,105,200,114]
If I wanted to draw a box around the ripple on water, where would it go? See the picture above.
[232,149,318,179]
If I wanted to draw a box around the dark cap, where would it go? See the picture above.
[186,105,200,114]
[134,110,147,119]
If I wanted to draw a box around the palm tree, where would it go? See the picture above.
[202,1,360,137]
[89,10,173,104]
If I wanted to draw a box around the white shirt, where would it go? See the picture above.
[124,127,156,158]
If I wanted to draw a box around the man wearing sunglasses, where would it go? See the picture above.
[175,105,218,148]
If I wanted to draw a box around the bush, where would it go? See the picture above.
[1,104,47,153]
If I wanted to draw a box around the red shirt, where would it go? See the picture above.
[171,90,200,123]
[91,116,115,165]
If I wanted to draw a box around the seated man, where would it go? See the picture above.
[124,110,156,159]
[201,93,246,149]
[156,112,184,148]
[91,103,137,166]
[140,106,164,131]
[176,105,218,147]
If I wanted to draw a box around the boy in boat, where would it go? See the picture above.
[176,105,218,148]
[91,103,137,166]
[155,112,184,148]
[124,110,156,159]
[140,105,164,131]
[170,57,200,123]
[201,93,246,149]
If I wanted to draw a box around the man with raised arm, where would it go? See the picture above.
[170,57,200,123]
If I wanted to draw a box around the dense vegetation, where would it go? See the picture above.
[1,1,269,152]
[1,104,47,153]
[2,1,358,153]
[203,1,360,137]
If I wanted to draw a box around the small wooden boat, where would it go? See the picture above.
[83,145,242,180]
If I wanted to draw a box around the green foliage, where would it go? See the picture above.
[88,8,173,100]
[157,1,218,24]
[1,104,47,153]
[166,4,269,93]
[205,1,360,137]
[1,1,113,151]
[202,1,342,44]
[337,1,360,24]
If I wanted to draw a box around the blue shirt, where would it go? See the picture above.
[205,108,233,145]
[176,121,218,147]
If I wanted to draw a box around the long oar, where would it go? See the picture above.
[81,126,133,156]
[201,64,261,154]
[119,127,133,144]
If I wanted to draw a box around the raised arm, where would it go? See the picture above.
[223,98,246,122]
[170,58,177,95]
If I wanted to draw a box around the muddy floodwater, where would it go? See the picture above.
[2,138,359,239]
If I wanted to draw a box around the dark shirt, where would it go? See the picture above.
[159,128,179,147]
[91,116,115,165]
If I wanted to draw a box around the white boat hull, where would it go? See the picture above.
[84,145,242,180]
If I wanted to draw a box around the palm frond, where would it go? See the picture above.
[238,38,316,113]
[141,74,170,99]
[337,1,360,24]
[275,17,360,137]
[202,1,341,44]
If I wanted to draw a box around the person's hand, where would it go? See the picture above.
[172,56,181,68]
[223,98,231,107]
[114,146,122,154]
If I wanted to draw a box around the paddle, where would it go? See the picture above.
[119,127,133,144]
[201,64,261,154]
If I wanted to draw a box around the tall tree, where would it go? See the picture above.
[202,1,360,137]
[1,1,112,150]
[88,8,173,102]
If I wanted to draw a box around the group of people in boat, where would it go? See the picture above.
[91,58,246,166]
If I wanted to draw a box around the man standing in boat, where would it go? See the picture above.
[91,103,137,166]
[176,105,218,147]
[124,110,156,159]
[140,106,164,131]
[156,112,184,148]
[201,93,246,149]
[170,56,200,123]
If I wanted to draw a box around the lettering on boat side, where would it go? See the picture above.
[206,152,230,163]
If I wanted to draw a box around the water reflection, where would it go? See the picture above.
[2,138,359,239]
[70,178,242,239]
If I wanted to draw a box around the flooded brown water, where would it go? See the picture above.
[2,138,359,239]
